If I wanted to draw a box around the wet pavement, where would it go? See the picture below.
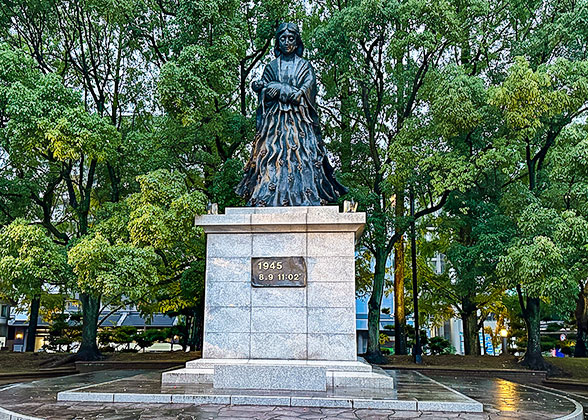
[0,369,583,420]
[427,374,584,420]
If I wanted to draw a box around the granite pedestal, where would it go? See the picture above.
[162,206,396,397]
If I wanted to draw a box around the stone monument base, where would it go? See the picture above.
[160,206,403,406]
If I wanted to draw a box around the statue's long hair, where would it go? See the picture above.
[274,22,304,58]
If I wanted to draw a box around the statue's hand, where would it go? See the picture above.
[265,82,281,99]
[252,80,264,92]
[288,89,303,105]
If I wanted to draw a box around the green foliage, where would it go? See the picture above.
[68,232,160,300]
[5,72,119,166]
[128,169,207,251]
[210,159,246,210]
[406,324,429,353]
[98,326,138,349]
[83,169,208,314]
[0,219,71,301]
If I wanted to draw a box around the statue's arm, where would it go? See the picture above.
[296,62,316,103]
[256,62,281,101]
[285,61,315,106]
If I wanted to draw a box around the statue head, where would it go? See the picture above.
[275,22,304,58]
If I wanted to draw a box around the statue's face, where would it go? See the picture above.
[278,30,297,56]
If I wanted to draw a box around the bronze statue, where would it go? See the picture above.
[236,22,347,206]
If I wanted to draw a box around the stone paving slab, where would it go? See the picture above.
[0,369,583,420]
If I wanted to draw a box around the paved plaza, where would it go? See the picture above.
[0,370,584,420]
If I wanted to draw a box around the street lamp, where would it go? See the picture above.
[500,328,508,356]
[410,188,422,364]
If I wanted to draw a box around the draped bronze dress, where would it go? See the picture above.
[236,55,347,206]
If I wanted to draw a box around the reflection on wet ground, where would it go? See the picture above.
[428,373,585,420]
[0,369,582,420]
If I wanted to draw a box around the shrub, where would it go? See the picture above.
[428,336,453,355]
[43,312,82,352]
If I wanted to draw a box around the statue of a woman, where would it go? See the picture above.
[236,22,347,207]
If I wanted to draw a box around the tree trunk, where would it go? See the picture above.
[190,313,202,351]
[182,315,191,351]
[365,248,387,363]
[25,296,41,352]
[340,78,352,174]
[575,329,586,358]
[521,297,549,369]
[192,299,204,352]
[461,309,481,356]
[394,235,407,355]
[77,293,101,361]
[574,282,587,357]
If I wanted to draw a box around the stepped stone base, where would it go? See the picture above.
[55,370,484,412]
[162,358,394,392]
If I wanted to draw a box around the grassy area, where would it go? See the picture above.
[0,351,201,374]
[548,357,588,382]
[383,354,588,383]
[104,350,200,362]
[383,354,522,370]
[0,352,71,374]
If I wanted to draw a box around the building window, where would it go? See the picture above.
[0,305,7,317]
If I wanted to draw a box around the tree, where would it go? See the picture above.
[0,47,121,359]
[0,0,168,203]
[0,219,70,351]
[493,58,588,369]
[78,169,208,352]
[68,233,160,358]
[44,312,82,352]
[541,124,588,357]
[307,0,491,361]
[133,329,164,352]
[432,183,514,355]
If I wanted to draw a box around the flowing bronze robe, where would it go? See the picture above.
[236,55,346,206]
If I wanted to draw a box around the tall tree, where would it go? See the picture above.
[494,58,588,369]
[72,169,208,351]
[308,0,492,360]
[0,46,120,359]
[540,123,588,357]
[433,184,514,355]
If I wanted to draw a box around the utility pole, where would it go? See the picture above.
[410,188,422,364]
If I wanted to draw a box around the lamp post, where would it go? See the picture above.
[410,188,422,364]
[500,328,508,356]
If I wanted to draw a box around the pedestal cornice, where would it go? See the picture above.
[195,206,365,239]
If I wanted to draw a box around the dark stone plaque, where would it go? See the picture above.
[251,257,307,287]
